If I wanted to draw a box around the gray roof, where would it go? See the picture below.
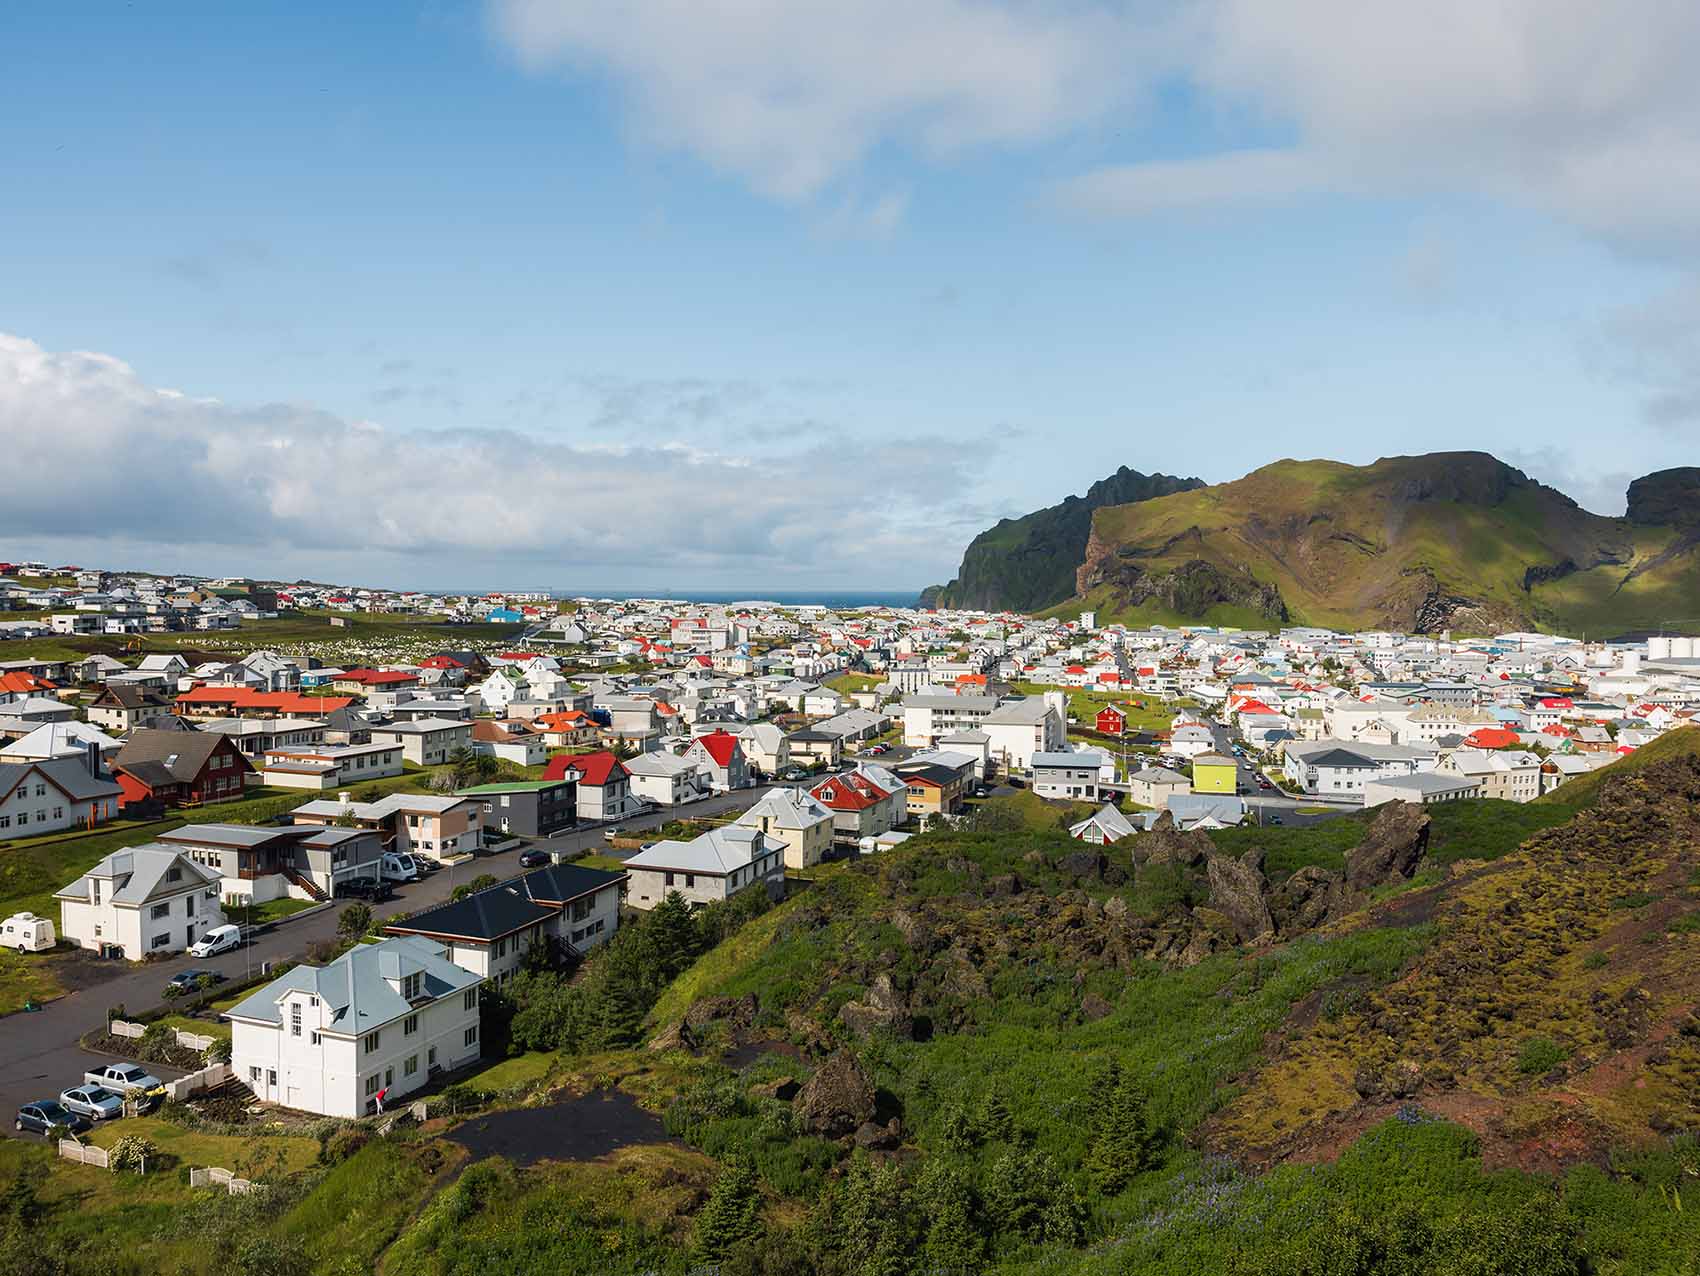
[0,756,123,805]
[55,844,219,906]
[114,728,232,783]
[223,934,479,1034]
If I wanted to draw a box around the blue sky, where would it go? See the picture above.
[3,2,1698,592]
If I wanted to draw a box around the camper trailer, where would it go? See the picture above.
[1,912,55,953]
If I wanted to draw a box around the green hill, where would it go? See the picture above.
[924,465,1203,612]
[1063,453,1700,635]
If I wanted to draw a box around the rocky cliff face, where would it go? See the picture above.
[930,466,1203,611]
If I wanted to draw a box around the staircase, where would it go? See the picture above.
[281,866,327,902]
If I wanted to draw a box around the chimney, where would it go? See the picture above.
[338,790,351,806]
[85,739,103,779]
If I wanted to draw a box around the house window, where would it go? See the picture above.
[464,1025,479,1047]
[403,972,421,1000]
[150,902,170,920]
[463,989,477,1011]
[364,1074,380,1096]
[664,871,674,886]
[311,1030,321,1045]
[15,813,25,826]
[363,1030,381,1053]
[51,806,63,821]
[166,866,181,882]
[405,1054,419,1076]
[291,1003,302,1037]
[151,933,171,949]
[403,1014,418,1036]
[250,1066,261,1083]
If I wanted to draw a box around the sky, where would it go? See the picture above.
[3,1,1699,593]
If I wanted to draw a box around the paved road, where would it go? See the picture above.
[0,782,788,1132]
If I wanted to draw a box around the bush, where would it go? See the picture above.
[317,1124,370,1166]
[1518,1037,1571,1076]
[109,1135,158,1173]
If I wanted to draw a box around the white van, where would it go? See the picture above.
[187,924,243,958]
[379,852,420,883]
[1,912,54,953]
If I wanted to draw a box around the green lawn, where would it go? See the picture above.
[1009,680,1174,735]
[460,1050,559,1092]
[0,946,68,1012]
[150,1013,232,1043]
[224,896,321,927]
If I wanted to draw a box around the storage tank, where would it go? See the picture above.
[1649,636,1672,661]
[1620,651,1640,675]
[1672,637,1696,659]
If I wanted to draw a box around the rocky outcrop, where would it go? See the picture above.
[1627,467,1700,529]
[837,973,913,1040]
[1344,803,1431,892]
[684,993,758,1033]
[1133,814,1214,870]
[794,1049,878,1137]
[1077,551,1289,625]
[1204,849,1275,944]
[1269,865,1352,932]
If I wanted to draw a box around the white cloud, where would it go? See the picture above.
[1056,1,1700,253]
[487,0,1150,200]
[0,332,984,586]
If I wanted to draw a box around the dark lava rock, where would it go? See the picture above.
[1344,803,1431,892]
[795,1048,878,1136]
[1204,848,1275,943]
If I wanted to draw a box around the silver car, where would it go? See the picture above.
[58,1084,125,1122]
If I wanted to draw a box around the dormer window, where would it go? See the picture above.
[403,972,422,1000]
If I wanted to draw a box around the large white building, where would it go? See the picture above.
[226,934,483,1117]
[55,845,224,956]
[623,825,785,910]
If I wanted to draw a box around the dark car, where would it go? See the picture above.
[166,968,225,994]
[16,1100,91,1137]
[517,849,551,868]
[334,877,394,903]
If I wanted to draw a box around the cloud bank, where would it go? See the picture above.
[0,332,984,587]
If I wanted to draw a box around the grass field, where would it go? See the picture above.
[1008,680,1174,734]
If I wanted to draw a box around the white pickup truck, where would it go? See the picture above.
[83,1062,165,1095]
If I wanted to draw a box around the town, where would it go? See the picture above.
[0,560,1693,1141]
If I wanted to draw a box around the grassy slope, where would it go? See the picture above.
[1535,725,1700,808]
[1082,456,1698,635]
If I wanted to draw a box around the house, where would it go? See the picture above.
[157,823,383,904]
[1126,766,1191,808]
[981,696,1068,772]
[1069,803,1136,845]
[1030,751,1101,801]
[1362,772,1483,808]
[470,719,549,768]
[55,845,224,956]
[258,741,405,790]
[1168,723,1216,759]
[369,718,472,767]
[0,720,121,763]
[809,764,906,842]
[111,729,255,811]
[623,825,786,910]
[683,730,750,791]
[173,687,355,719]
[384,863,625,981]
[734,721,790,775]
[736,787,835,870]
[624,750,711,807]
[82,683,174,733]
[0,755,124,840]
[196,716,327,759]
[226,934,483,1117]
[1440,748,1542,803]
[891,760,967,824]
[529,710,599,749]
[1095,705,1128,735]
[291,792,484,862]
[1190,753,1239,795]
[136,654,189,680]
[783,728,842,769]
[543,752,634,822]
[455,779,579,838]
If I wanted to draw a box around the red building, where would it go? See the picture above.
[1095,705,1128,735]
[111,730,255,811]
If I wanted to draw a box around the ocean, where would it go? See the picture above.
[550,589,921,609]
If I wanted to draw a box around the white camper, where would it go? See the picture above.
[1,912,55,953]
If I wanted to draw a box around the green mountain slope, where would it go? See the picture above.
[925,466,1203,611]
[1067,453,1700,635]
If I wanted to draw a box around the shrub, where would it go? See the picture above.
[109,1135,159,1173]
[1518,1037,1571,1076]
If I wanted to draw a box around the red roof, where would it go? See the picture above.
[693,730,741,768]
[1539,697,1574,710]
[809,769,892,811]
[175,687,354,714]
[418,655,465,669]
[338,669,419,686]
[1465,727,1522,750]
[533,710,592,731]
[544,751,626,785]
[0,671,57,695]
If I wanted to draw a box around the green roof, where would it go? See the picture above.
[455,780,568,795]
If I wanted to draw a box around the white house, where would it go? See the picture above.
[369,718,473,767]
[981,696,1067,772]
[625,750,711,807]
[54,845,224,956]
[623,825,786,910]
[226,935,483,1117]
[736,786,835,870]
[0,756,124,842]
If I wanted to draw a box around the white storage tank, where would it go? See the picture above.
[1649,636,1672,661]
[1673,637,1697,659]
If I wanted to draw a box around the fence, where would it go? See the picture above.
[162,1062,232,1101]
[190,1166,260,1195]
[109,1019,217,1053]
[58,1140,111,1169]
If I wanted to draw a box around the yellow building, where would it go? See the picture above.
[1191,753,1238,795]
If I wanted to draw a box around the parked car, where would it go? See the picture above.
[639,841,658,851]
[58,1085,125,1122]
[1268,815,1284,826]
[781,768,806,781]
[517,849,550,868]
[602,826,625,843]
[82,1063,164,1096]
[333,877,394,903]
[166,968,225,994]
[187,924,243,958]
[16,1100,90,1137]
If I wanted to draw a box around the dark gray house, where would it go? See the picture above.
[455,778,577,837]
